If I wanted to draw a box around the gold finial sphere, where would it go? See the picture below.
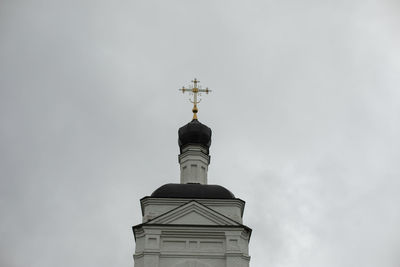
[192,105,198,120]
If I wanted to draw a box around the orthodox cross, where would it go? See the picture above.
[179,78,211,120]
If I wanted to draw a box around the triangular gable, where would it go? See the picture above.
[147,201,240,226]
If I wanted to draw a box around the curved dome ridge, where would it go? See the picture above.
[151,183,235,199]
[178,119,212,151]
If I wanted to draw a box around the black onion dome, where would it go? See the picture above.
[151,183,235,199]
[178,119,212,151]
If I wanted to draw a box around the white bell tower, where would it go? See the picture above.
[132,79,251,267]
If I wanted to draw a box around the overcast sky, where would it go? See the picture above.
[1,0,400,267]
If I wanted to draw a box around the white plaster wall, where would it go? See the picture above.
[133,226,250,267]
[173,259,212,267]
[161,258,223,267]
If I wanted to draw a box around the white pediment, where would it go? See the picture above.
[147,201,240,226]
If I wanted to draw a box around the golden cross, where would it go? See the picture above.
[179,78,211,120]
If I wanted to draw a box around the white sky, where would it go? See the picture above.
[1,0,400,267]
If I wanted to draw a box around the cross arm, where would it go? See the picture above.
[198,88,212,94]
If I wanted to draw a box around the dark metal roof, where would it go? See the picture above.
[150,183,235,199]
[178,119,212,151]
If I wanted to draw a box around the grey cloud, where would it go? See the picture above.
[1,0,400,267]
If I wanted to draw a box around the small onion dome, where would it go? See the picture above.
[151,183,235,199]
[178,119,212,152]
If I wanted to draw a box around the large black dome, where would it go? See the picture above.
[151,183,235,199]
[178,119,212,151]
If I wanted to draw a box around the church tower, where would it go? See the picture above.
[132,79,251,267]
